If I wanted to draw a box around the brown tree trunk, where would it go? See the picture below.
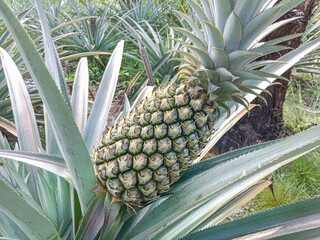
[212,0,315,154]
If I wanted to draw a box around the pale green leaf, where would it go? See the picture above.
[173,27,206,51]
[35,0,70,106]
[182,197,320,240]
[156,180,271,240]
[203,21,224,50]
[0,1,96,211]
[0,48,42,153]
[234,0,263,25]
[174,11,204,42]
[59,52,111,62]
[240,6,281,49]
[229,50,262,71]
[251,45,292,56]
[75,194,105,240]
[223,12,243,53]
[208,47,229,69]
[0,116,17,137]
[125,125,320,239]
[213,0,232,33]
[0,150,71,182]
[0,212,28,240]
[0,178,60,240]
[84,40,124,154]
[187,46,215,69]
[57,177,72,236]
[187,0,209,30]
[263,33,303,46]
[247,17,302,49]
[37,172,58,227]
[192,180,271,231]
[200,0,214,23]
[71,57,89,134]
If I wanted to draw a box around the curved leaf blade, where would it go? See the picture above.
[182,197,320,240]
[0,48,42,152]
[0,178,60,240]
[84,40,124,154]
[0,150,71,182]
[0,1,96,211]
[125,125,320,239]
[71,57,89,134]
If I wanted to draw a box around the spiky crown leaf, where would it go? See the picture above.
[172,0,303,111]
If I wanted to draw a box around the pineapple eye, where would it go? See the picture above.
[148,153,164,170]
[164,109,178,124]
[142,139,157,155]
[154,124,168,139]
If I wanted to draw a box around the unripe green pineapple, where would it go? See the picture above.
[93,83,217,203]
[93,0,296,205]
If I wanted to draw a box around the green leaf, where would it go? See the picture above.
[173,27,206,51]
[37,172,58,227]
[0,48,42,153]
[182,197,320,240]
[75,194,105,240]
[240,6,281,49]
[203,22,225,50]
[187,46,215,69]
[35,0,70,107]
[56,177,72,236]
[0,150,71,183]
[0,178,60,240]
[234,0,263,25]
[71,57,89,134]
[208,47,230,69]
[0,1,96,211]
[191,180,271,232]
[125,125,320,239]
[251,45,292,56]
[174,11,204,42]
[0,116,17,137]
[83,40,124,154]
[213,0,232,33]
[229,50,262,71]
[223,12,243,53]
[0,212,28,240]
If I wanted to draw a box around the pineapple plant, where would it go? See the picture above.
[93,0,308,205]
[0,0,320,239]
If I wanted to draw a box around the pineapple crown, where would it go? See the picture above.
[171,0,303,112]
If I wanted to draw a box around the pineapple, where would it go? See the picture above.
[94,83,217,203]
[93,0,301,204]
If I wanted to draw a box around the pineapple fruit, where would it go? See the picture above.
[93,0,298,204]
[94,83,218,203]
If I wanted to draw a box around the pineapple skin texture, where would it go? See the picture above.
[93,84,216,204]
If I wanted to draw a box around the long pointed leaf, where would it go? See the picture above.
[182,197,320,240]
[0,1,96,211]
[0,178,60,240]
[35,0,70,106]
[75,194,105,240]
[71,57,89,134]
[84,40,124,154]
[0,48,42,152]
[0,150,71,182]
[125,125,320,239]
